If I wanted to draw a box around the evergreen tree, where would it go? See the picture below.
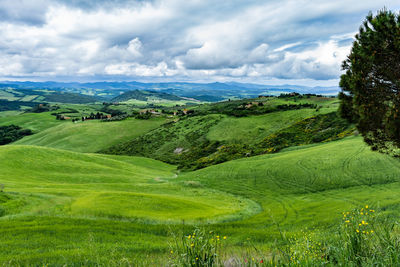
[339,9,400,155]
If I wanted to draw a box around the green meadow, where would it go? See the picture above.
[206,107,336,144]
[1,96,400,265]
[0,112,64,132]
[14,117,167,153]
[2,137,400,265]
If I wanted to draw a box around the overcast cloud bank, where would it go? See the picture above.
[0,0,399,85]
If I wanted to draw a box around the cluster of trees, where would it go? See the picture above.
[276,103,317,110]
[81,112,109,121]
[219,102,317,117]
[100,104,126,117]
[339,10,400,156]
[29,103,59,113]
[0,125,32,145]
[55,115,80,122]
[278,93,328,99]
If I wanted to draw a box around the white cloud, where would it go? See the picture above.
[0,0,399,84]
[274,42,302,52]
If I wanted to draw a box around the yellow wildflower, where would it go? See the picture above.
[356,229,359,233]
[366,205,369,209]
[223,236,227,240]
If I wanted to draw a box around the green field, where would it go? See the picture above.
[0,112,65,132]
[207,107,336,144]
[14,117,167,153]
[1,95,400,265]
[0,145,258,264]
[179,137,400,234]
[2,136,400,264]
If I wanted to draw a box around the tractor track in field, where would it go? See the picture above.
[295,157,318,191]
[341,145,366,186]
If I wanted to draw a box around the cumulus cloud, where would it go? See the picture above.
[0,0,399,84]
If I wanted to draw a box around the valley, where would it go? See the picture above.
[1,90,400,265]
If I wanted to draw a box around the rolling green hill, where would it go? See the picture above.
[14,117,167,153]
[104,107,351,170]
[0,88,101,104]
[0,145,254,224]
[2,137,400,264]
[0,112,65,132]
[177,136,400,240]
[103,114,224,165]
[206,107,336,144]
[2,94,400,265]
[0,145,258,264]
[179,137,400,196]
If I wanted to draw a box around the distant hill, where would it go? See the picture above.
[0,88,101,104]
[0,81,340,102]
[111,90,183,103]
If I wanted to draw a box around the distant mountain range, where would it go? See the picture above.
[0,81,340,102]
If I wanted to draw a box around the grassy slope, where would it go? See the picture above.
[104,105,340,169]
[0,110,22,117]
[2,137,400,264]
[14,117,167,153]
[0,112,64,132]
[0,145,253,223]
[178,137,400,243]
[207,107,336,144]
[104,114,223,164]
[0,145,259,263]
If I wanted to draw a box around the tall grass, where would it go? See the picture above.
[169,228,226,266]
[169,207,400,266]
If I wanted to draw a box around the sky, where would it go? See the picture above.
[0,0,399,86]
